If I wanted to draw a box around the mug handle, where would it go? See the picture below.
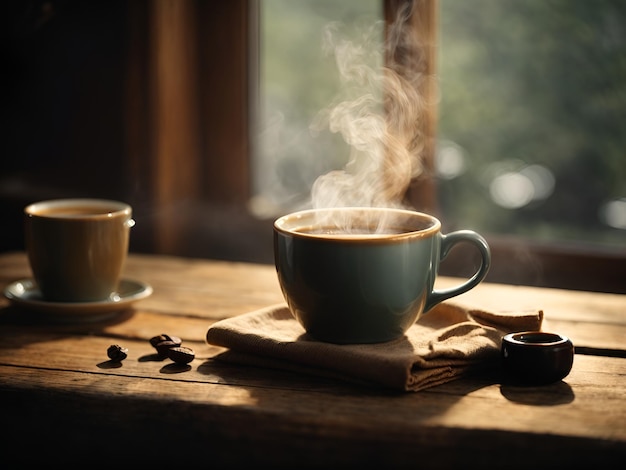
[423,230,491,313]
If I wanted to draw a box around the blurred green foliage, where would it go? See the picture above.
[438,0,626,245]
[258,0,625,247]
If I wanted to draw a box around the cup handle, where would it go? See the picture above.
[423,230,491,313]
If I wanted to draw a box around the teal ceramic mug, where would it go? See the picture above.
[273,207,491,344]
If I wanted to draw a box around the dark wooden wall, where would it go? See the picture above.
[2,0,129,247]
[1,0,273,263]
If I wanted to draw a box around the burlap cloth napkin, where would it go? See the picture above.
[206,301,543,392]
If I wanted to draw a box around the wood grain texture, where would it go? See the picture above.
[0,251,624,466]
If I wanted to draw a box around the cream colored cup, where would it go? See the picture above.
[24,198,134,302]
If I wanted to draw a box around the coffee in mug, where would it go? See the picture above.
[274,207,491,344]
[24,198,134,302]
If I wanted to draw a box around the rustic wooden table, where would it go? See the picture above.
[0,251,624,466]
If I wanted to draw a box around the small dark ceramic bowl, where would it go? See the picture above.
[501,331,574,385]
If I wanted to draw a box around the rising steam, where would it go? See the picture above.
[310,4,429,210]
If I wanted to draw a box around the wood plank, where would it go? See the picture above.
[1,353,624,441]
[545,319,626,356]
[0,329,624,441]
[0,251,286,318]
[1,353,624,466]
[2,251,625,352]
[4,250,625,317]
[5,250,622,324]
[435,277,626,324]
[2,295,624,363]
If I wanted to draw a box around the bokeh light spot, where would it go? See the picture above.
[600,198,626,230]
[436,141,466,180]
[489,172,535,209]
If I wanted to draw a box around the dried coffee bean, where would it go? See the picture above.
[155,340,179,358]
[149,334,181,349]
[107,344,128,362]
[149,334,168,348]
[149,334,182,358]
[167,346,195,364]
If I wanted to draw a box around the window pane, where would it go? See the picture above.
[256,0,625,254]
[437,0,626,249]
[253,0,382,217]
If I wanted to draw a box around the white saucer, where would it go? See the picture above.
[3,278,153,322]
